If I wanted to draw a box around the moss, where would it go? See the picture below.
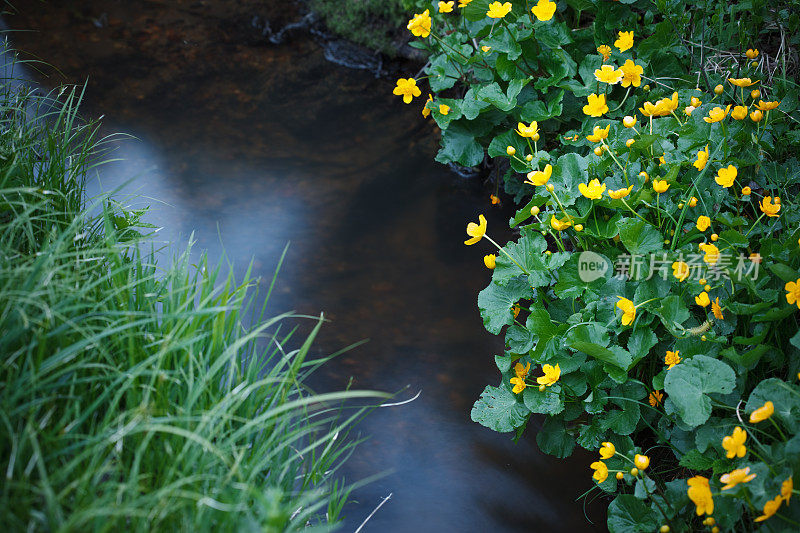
[310,0,409,56]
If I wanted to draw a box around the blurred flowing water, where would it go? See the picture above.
[5,2,603,530]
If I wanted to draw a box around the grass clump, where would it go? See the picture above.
[0,64,385,531]
[310,0,408,56]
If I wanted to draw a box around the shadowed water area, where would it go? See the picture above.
[6,2,604,530]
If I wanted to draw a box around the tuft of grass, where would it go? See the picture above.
[0,59,387,531]
[310,0,408,56]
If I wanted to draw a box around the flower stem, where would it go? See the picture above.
[484,234,530,275]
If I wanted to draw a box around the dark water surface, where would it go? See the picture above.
[6,2,604,531]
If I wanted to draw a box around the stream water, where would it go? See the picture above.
[6,2,603,530]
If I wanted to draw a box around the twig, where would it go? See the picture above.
[354,493,393,533]
[380,390,421,408]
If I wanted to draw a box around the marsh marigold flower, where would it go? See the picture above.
[458,0,472,6]
[586,124,610,142]
[755,495,782,522]
[516,121,538,138]
[550,214,572,231]
[634,454,650,470]
[614,31,634,52]
[394,78,421,104]
[526,164,552,186]
[781,477,793,503]
[599,442,615,459]
[623,115,636,127]
[486,1,512,18]
[704,105,731,123]
[439,104,450,115]
[689,196,698,207]
[732,105,748,120]
[746,48,759,59]
[750,109,763,122]
[729,77,758,88]
[760,196,781,217]
[672,261,690,282]
[579,179,607,199]
[688,476,714,516]
[665,350,681,369]
[438,1,454,13]
[755,100,780,111]
[421,93,433,117]
[537,363,560,386]
[712,297,724,320]
[653,179,670,193]
[749,401,774,423]
[722,426,747,458]
[715,165,737,188]
[510,362,530,394]
[407,9,432,38]
[464,214,487,245]
[720,467,756,490]
[595,65,623,84]
[742,186,751,195]
[616,297,636,325]
[695,291,711,307]
[597,45,611,61]
[693,145,709,171]
[531,0,557,21]
[649,390,664,406]
[696,215,711,231]
[591,461,608,483]
[484,254,496,269]
[608,186,633,199]
[583,93,608,117]
[699,243,719,264]
[786,279,800,308]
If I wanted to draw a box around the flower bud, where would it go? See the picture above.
[714,84,723,95]
[538,384,546,391]
[506,145,516,156]
[751,61,758,68]
[634,454,650,470]
[533,133,540,141]
[626,139,635,147]
[705,284,712,292]
[701,335,707,341]
[483,254,496,269]
[593,146,603,156]
[699,278,707,285]
[711,233,718,241]
[678,202,684,208]
[616,471,624,480]
[751,89,760,99]
[531,206,540,216]
[643,84,650,92]
[630,468,639,476]
[742,186,751,195]
[690,96,701,107]
[546,184,554,192]
[623,115,636,128]
[660,526,670,533]
[526,154,533,161]
[750,109,763,122]
[575,224,583,232]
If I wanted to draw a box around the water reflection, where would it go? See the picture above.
[6,2,604,531]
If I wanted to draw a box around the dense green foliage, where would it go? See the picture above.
[399,0,800,530]
[0,74,385,530]
[310,0,408,55]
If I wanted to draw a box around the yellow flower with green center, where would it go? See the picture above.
[616,297,636,325]
[696,215,711,231]
[728,77,758,87]
[486,1,512,18]
[619,59,643,87]
[653,179,670,193]
[393,78,421,104]
[596,45,611,61]
[672,261,690,282]
[608,185,633,199]
[731,105,748,120]
[549,214,572,231]
[755,100,781,111]
[687,476,714,516]
[703,105,731,123]
[614,30,634,52]
[464,214,487,245]
[749,401,774,423]
[755,495,782,522]
[407,9,432,38]
[722,426,747,458]
[438,1,454,13]
[760,196,781,217]
[509,362,530,394]
[583,93,608,117]
[586,124,610,142]
[715,165,737,188]
[579,179,607,199]
[526,164,552,186]
[712,297,724,320]
[590,461,608,483]
[786,279,800,308]
[537,363,560,386]
[531,0,557,21]
[695,291,711,307]
[594,64,623,84]
[599,441,615,459]
[516,121,538,138]
[693,145,709,170]
[720,467,756,490]
[665,350,681,369]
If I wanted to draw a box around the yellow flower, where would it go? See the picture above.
[486,1,512,18]
[749,401,774,423]
[720,467,756,490]
[746,48,759,59]
[755,100,780,111]
[731,105,748,120]
[634,454,650,470]
[608,186,633,199]
[481,45,491,52]
[691,96,702,107]
[407,9,432,38]
[695,291,711,307]
[754,495,782,522]
[537,363,561,386]
[722,426,747,458]
[742,186,752,195]
[751,109,763,122]
[693,145,709,171]
[689,196,698,207]
[586,124,611,142]
[622,115,637,128]
[712,297,724,320]
[595,64,623,84]
[665,350,681,369]
[657,92,680,115]
[597,45,611,61]
[438,1,454,13]
[704,105,731,123]
[649,390,664,406]
[583,93,608,117]
[516,121,539,138]
[653,179,670,193]
[526,164,552,186]
[464,214,487,245]
[600,441,615,459]
[639,101,659,117]
[484,254,496,269]
[729,77,758,88]
[715,165,737,188]
[550,214,572,231]
[458,0,473,6]
[439,104,450,115]
[699,243,719,264]
[421,93,433,117]
[786,279,800,308]
[393,78,422,104]
[672,261,690,282]
[684,105,696,116]
[696,215,711,232]
[531,0,557,21]
[579,179,607,199]
[510,362,530,394]
[616,297,636,326]
[687,476,714,516]
[591,460,608,483]
[614,30,634,52]
[781,477,793,503]
[760,196,781,217]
